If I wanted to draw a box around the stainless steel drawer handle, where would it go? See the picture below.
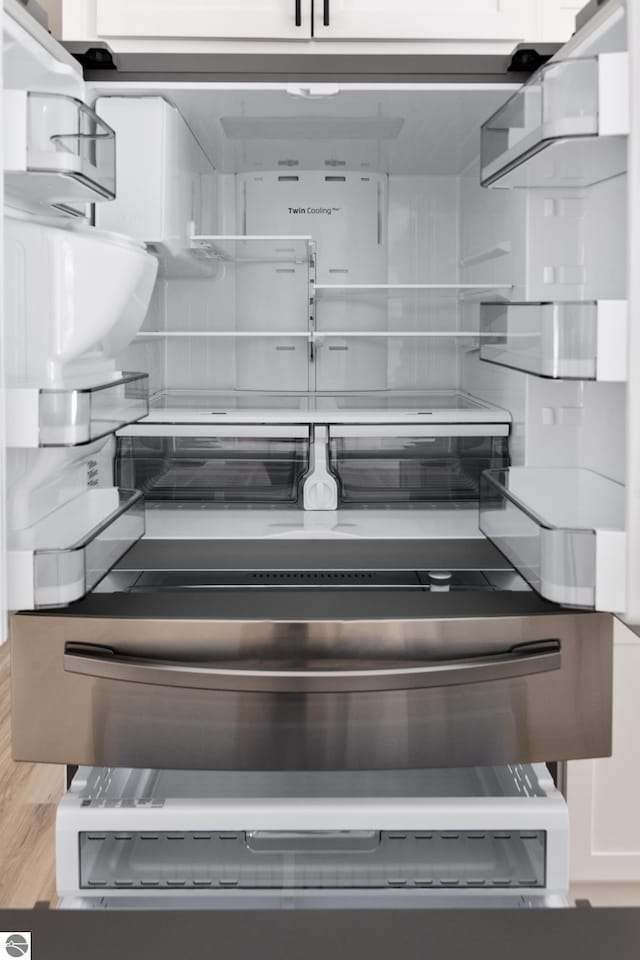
[63,640,561,694]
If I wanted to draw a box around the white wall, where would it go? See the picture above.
[387,175,459,391]
[38,0,62,36]
[459,170,627,481]
[121,173,463,398]
[458,173,528,462]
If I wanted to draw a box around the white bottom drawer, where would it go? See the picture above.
[58,894,569,911]
[57,765,568,902]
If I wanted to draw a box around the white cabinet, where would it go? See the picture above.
[568,619,640,883]
[59,0,580,45]
[537,0,585,42]
[313,0,536,41]
[92,0,310,40]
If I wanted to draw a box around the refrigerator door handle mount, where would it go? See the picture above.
[63,639,561,693]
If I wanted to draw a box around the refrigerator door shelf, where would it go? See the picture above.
[479,300,628,382]
[480,467,626,610]
[481,53,629,188]
[6,373,149,448]
[4,90,116,214]
[8,487,144,610]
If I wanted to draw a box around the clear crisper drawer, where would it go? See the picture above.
[9,487,144,609]
[57,764,568,900]
[5,92,116,212]
[117,428,310,505]
[329,428,509,504]
[479,468,625,609]
[79,828,546,893]
[7,373,149,447]
[480,55,628,188]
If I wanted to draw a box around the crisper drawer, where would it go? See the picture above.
[116,425,310,505]
[328,425,509,504]
[56,765,568,904]
[10,610,612,770]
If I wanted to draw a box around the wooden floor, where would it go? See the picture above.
[0,642,64,908]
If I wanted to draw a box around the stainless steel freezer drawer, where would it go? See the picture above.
[10,607,612,770]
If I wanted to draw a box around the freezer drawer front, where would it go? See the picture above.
[10,612,612,769]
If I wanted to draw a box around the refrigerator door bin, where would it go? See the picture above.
[7,372,149,447]
[479,468,625,610]
[479,301,628,382]
[480,54,629,188]
[116,427,311,506]
[8,487,144,609]
[4,91,116,213]
[56,764,568,902]
[329,426,510,505]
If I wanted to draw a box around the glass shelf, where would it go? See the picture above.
[136,331,502,339]
[136,331,310,338]
[6,373,149,448]
[479,301,627,381]
[9,488,144,609]
[4,92,116,214]
[132,389,511,426]
[479,467,625,609]
[481,55,628,189]
[189,235,314,264]
[313,331,501,338]
[314,284,513,302]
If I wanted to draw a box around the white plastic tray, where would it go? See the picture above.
[57,764,568,902]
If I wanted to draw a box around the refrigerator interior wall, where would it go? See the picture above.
[91,55,629,610]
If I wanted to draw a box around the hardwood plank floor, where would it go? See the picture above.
[0,641,64,907]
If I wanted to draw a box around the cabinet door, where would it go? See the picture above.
[314,0,535,41]
[568,619,640,884]
[537,0,584,42]
[95,0,311,39]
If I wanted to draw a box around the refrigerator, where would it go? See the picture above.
[1,0,635,910]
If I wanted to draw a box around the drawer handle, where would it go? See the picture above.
[323,0,330,26]
[295,0,302,26]
[63,640,560,694]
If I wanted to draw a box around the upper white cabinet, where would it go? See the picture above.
[537,0,585,42]
[314,0,535,42]
[93,0,311,40]
[59,0,580,44]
